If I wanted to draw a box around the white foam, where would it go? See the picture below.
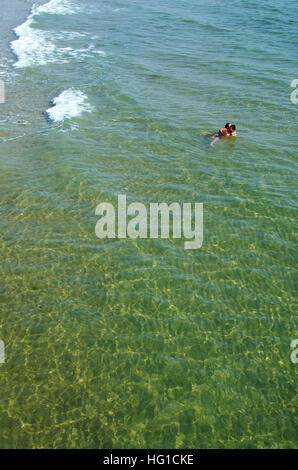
[11,20,56,68]
[11,0,81,68]
[35,0,80,16]
[46,89,93,121]
[36,0,79,15]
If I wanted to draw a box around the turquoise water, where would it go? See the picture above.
[0,0,297,448]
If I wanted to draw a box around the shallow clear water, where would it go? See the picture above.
[0,0,297,448]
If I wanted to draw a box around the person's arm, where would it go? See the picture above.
[212,130,221,138]
[211,136,220,146]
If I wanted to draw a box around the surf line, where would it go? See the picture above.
[95,195,203,250]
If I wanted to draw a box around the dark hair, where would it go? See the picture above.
[225,122,231,128]
[231,124,236,131]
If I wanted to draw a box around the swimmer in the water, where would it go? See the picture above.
[212,123,232,138]
[229,124,237,136]
[211,123,237,145]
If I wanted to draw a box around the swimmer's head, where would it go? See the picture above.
[225,122,232,129]
[231,125,236,131]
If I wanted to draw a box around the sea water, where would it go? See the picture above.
[0,0,297,448]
